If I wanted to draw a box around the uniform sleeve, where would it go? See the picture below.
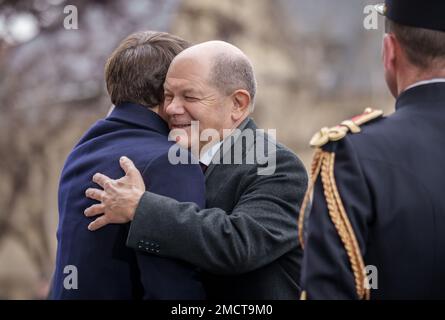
[127,148,308,275]
[302,137,373,299]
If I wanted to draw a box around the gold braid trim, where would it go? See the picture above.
[322,152,370,300]
[298,149,324,249]
[298,150,370,300]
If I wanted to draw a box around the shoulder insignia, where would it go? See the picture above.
[309,108,384,148]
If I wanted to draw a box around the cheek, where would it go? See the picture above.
[182,103,199,120]
[185,104,210,126]
[185,101,227,130]
[202,112,223,131]
[216,105,233,126]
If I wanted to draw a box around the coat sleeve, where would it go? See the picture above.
[301,137,373,299]
[127,148,308,275]
[133,151,207,299]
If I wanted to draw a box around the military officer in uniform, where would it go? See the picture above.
[300,0,445,299]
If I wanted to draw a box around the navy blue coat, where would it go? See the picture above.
[302,82,445,299]
[50,102,206,299]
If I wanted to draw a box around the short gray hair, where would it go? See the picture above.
[386,18,445,69]
[209,53,257,111]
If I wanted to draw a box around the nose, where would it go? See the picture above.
[165,97,185,116]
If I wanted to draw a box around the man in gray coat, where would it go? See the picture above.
[84,41,308,299]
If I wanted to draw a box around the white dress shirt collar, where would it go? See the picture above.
[199,141,222,166]
[199,117,251,166]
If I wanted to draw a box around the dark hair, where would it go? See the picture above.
[386,18,445,69]
[210,53,257,111]
[105,31,190,108]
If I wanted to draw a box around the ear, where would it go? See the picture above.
[383,33,397,74]
[230,89,251,122]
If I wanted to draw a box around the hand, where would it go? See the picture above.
[84,156,145,231]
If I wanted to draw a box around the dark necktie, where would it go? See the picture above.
[199,162,208,173]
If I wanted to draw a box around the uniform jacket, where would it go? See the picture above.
[302,82,445,299]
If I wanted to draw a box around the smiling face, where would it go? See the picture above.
[163,57,235,150]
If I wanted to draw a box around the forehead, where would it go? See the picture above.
[165,57,211,90]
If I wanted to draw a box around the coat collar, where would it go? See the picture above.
[396,82,445,111]
[107,102,169,136]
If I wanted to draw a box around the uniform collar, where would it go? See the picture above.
[396,81,445,111]
[107,102,169,136]
[404,78,445,92]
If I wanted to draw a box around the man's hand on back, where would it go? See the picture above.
[84,156,145,231]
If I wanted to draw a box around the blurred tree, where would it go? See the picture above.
[0,0,180,298]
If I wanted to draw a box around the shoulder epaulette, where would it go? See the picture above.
[309,108,384,148]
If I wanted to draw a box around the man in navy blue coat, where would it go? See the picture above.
[50,31,206,299]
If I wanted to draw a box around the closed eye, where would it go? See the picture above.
[185,96,199,102]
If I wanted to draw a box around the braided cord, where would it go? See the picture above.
[298,149,324,248]
[321,152,370,300]
[299,149,370,300]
